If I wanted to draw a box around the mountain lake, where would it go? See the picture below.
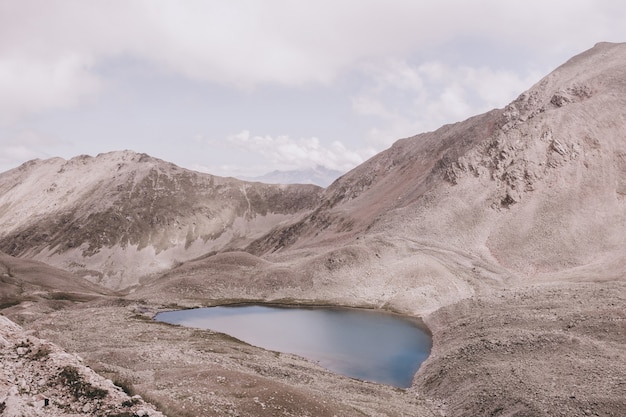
[155,305,431,387]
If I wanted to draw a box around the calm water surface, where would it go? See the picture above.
[156,305,431,387]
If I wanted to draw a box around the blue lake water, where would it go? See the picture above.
[155,305,431,388]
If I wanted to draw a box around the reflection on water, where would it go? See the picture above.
[156,305,431,388]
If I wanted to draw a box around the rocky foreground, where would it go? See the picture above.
[0,315,164,417]
[3,275,624,417]
[12,299,441,417]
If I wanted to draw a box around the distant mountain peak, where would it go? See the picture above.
[245,165,344,187]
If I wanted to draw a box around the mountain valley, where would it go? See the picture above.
[1,42,626,417]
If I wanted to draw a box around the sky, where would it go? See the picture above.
[1,1,626,179]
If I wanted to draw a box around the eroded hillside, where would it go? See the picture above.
[0,151,322,289]
[248,42,626,280]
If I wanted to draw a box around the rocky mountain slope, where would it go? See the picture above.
[0,151,322,289]
[250,41,626,279]
[0,251,108,314]
[0,315,165,417]
[141,42,626,317]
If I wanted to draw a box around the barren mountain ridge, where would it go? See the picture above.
[0,151,322,289]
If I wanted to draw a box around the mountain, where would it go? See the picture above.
[1,42,625,417]
[245,165,344,187]
[249,41,626,279]
[0,151,322,289]
[135,42,626,321]
[3,43,622,307]
[128,43,626,416]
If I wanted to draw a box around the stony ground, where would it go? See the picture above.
[10,299,438,417]
[418,280,626,417]
[3,275,623,417]
[0,315,164,417]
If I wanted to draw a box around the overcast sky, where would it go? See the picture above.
[1,0,625,178]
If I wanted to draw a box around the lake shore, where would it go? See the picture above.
[4,274,624,417]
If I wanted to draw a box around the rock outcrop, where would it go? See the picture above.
[248,42,626,280]
[0,315,164,417]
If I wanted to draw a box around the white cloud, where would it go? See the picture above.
[7,129,67,146]
[1,0,626,178]
[352,95,397,121]
[353,60,544,146]
[0,128,70,172]
[0,143,46,172]
[0,55,101,124]
[2,0,626,123]
[191,163,255,179]
[225,130,375,173]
